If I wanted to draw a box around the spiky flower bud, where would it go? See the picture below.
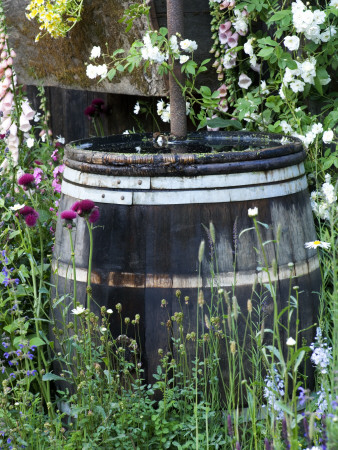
[198,290,205,307]
[198,240,205,263]
[209,222,216,245]
[232,296,239,320]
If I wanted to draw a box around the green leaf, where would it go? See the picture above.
[4,320,20,333]
[314,76,323,96]
[256,220,269,229]
[199,86,212,97]
[37,209,50,223]
[9,230,20,239]
[293,350,306,373]
[112,48,125,57]
[268,10,290,23]
[39,287,49,294]
[257,47,274,58]
[200,58,210,66]
[159,27,168,36]
[107,68,116,80]
[206,118,242,130]
[42,373,65,382]
[257,37,278,46]
[274,401,294,416]
[265,345,285,367]
[29,337,45,347]
[286,59,298,70]
[184,60,197,75]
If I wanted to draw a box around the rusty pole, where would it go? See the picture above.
[167,0,187,140]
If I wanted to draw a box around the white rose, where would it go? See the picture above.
[311,123,323,135]
[180,39,198,52]
[90,46,101,59]
[86,64,98,79]
[284,36,300,51]
[179,55,189,64]
[323,130,334,144]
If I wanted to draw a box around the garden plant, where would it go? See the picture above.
[0,0,337,449]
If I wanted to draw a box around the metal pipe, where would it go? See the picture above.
[166,0,187,140]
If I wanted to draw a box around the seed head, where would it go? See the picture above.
[232,296,239,320]
[198,240,205,263]
[198,290,205,307]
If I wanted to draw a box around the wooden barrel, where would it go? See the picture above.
[53,131,321,385]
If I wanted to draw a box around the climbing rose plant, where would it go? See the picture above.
[207,0,337,152]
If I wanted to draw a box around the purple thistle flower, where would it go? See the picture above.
[18,173,35,188]
[74,199,95,214]
[91,98,105,107]
[88,206,100,224]
[24,213,39,227]
[84,105,96,118]
[61,210,77,220]
[71,201,80,212]
[72,199,99,221]
[19,206,35,216]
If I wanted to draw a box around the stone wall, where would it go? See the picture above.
[4,0,167,95]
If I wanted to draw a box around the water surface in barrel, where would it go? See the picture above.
[74,133,283,155]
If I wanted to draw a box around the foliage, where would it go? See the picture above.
[26,0,84,41]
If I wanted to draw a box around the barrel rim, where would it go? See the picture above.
[64,131,305,176]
